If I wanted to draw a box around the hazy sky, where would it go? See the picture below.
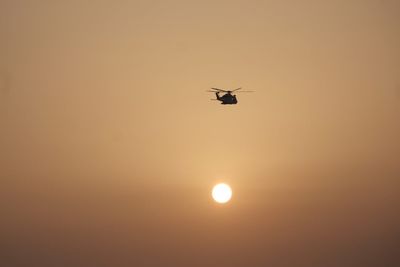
[1,1,400,266]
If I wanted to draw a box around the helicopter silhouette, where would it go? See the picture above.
[207,87,254,104]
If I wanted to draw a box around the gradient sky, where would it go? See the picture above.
[1,1,400,266]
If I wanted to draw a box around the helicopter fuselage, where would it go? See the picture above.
[216,92,237,105]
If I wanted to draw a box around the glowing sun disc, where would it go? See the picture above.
[212,183,232,203]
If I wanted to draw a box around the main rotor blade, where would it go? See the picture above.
[231,87,242,92]
[235,90,254,93]
[210,87,228,92]
[206,90,224,92]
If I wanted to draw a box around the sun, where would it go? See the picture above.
[212,183,232,204]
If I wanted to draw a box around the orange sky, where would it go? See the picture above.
[1,0,400,266]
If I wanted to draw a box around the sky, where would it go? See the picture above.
[1,0,400,266]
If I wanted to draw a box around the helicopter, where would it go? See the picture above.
[207,87,254,104]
